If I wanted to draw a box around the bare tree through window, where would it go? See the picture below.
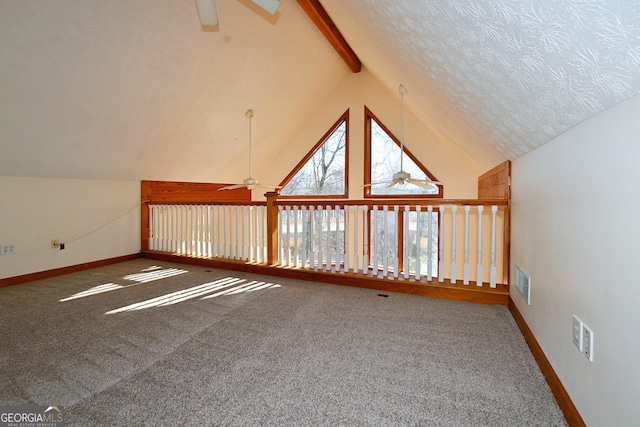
[280,121,346,196]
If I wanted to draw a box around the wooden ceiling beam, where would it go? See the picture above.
[297,0,361,73]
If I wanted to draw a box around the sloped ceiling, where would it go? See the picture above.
[320,0,640,165]
[0,0,348,181]
[2,1,639,182]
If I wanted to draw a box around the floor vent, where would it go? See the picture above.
[515,265,531,304]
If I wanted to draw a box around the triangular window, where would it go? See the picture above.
[280,111,348,197]
[364,107,442,197]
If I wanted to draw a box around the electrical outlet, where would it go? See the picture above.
[51,239,60,249]
[515,265,531,304]
[572,315,583,351]
[583,324,594,362]
[1,243,16,255]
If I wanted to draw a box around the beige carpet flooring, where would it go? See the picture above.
[0,259,566,426]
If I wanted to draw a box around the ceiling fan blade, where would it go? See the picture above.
[407,178,440,190]
[195,0,219,26]
[217,184,246,191]
[254,183,282,190]
[386,180,405,189]
[252,0,280,14]
[410,178,442,186]
[362,180,392,188]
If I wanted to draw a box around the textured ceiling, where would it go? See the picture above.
[320,0,640,162]
[2,1,639,182]
[0,0,347,180]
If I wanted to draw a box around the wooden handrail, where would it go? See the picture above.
[273,198,508,208]
[146,200,267,206]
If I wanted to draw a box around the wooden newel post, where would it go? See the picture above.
[141,181,151,252]
[265,190,280,266]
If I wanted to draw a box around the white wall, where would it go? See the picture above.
[511,94,640,426]
[259,68,484,200]
[0,177,140,279]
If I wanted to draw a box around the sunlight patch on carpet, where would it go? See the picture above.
[60,283,124,302]
[104,277,281,314]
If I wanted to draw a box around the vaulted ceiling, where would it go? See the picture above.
[1,0,639,181]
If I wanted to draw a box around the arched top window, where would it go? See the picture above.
[364,107,442,198]
[279,110,349,198]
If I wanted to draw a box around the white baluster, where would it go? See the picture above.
[326,205,332,272]
[382,205,389,278]
[403,205,409,281]
[353,206,359,274]
[156,206,161,252]
[199,205,204,256]
[192,205,197,256]
[209,205,214,258]
[363,206,369,275]
[238,205,243,260]
[173,205,177,254]
[188,205,193,255]
[343,206,349,274]
[160,205,165,251]
[300,206,307,268]
[438,205,445,283]
[490,205,498,288]
[196,205,201,256]
[261,205,267,263]
[335,204,341,273]
[222,204,227,258]
[214,205,219,257]
[427,206,433,281]
[189,205,194,255]
[168,205,172,252]
[451,205,458,284]
[463,205,470,285]
[416,205,422,282]
[160,206,166,252]
[203,205,208,256]
[393,205,399,279]
[309,206,318,270]
[233,205,239,260]
[251,206,260,263]
[184,205,188,254]
[371,205,378,276]
[477,205,484,286]
[278,206,284,265]
[293,206,299,268]
[184,205,190,255]
[175,205,179,253]
[149,205,155,250]
[317,206,323,271]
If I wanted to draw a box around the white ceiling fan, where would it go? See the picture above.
[219,110,281,191]
[195,0,280,27]
[364,84,442,191]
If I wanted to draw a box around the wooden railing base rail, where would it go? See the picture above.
[142,250,509,306]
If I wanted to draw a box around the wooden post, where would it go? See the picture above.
[265,191,280,266]
[141,181,151,251]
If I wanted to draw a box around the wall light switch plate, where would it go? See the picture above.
[515,265,531,304]
[583,324,594,362]
[572,315,583,351]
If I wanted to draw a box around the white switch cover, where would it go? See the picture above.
[583,324,594,362]
[572,315,583,351]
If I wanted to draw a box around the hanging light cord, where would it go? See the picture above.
[61,200,149,247]
[247,109,253,179]
[399,84,406,172]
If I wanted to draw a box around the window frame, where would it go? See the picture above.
[278,110,349,199]
[363,106,443,199]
